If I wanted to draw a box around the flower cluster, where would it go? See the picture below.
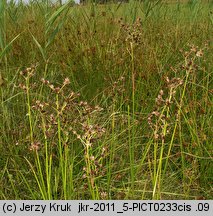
[120,18,143,46]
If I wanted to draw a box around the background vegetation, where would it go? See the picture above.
[0,0,212,199]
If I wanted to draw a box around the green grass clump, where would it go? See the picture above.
[0,0,212,199]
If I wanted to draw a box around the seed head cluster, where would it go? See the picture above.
[119,17,143,46]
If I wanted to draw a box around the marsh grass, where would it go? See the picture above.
[0,0,212,199]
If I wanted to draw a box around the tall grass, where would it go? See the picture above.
[0,0,212,199]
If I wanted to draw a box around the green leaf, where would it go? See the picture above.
[0,34,20,60]
[31,33,46,62]
[46,20,65,49]
[45,2,70,35]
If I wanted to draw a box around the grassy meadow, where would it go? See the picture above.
[0,0,212,199]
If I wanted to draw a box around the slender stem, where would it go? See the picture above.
[26,76,33,143]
